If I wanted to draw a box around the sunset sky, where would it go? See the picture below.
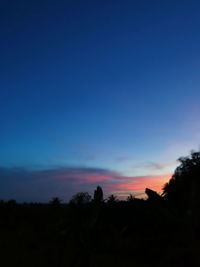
[1,0,200,202]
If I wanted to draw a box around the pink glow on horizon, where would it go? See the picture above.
[58,170,172,197]
[102,173,172,198]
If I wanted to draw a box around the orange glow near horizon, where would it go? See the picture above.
[58,170,172,198]
[104,173,172,198]
[114,174,171,191]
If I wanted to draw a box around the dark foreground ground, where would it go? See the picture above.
[1,200,200,267]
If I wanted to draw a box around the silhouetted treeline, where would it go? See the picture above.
[1,150,200,266]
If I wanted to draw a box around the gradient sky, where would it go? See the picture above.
[1,0,200,202]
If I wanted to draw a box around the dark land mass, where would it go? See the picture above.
[1,151,200,267]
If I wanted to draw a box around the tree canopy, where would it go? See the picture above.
[70,192,91,205]
[162,150,200,213]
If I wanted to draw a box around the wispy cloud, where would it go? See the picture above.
[132,162,169,171]
[81,155,96,161]
[114,156,132,163]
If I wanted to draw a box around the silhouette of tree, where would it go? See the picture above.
[70,192,91,205]
[93,186,103,203]
[50,197,62,207]
[162,150,200,214]
[107,194,118,205]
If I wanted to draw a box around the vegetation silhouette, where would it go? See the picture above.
[70,192,92,206]
[50,197,62,207]
[93,185,103,204]
[126,194,135,202]
[162,151,200,216]
[1,150,200,266]
[106,194,118,205]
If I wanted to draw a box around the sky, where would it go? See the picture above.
[0,0,200,202]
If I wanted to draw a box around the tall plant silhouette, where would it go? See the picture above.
[93,186,103,203]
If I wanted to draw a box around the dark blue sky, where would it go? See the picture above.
[1,0,200,201]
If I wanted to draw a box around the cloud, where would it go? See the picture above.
[114,157,132,163]
[0,166,172,202]
[132,162,166,170]
[74,144,96,152]
[81,155,96,161]
[132,162,168,171]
